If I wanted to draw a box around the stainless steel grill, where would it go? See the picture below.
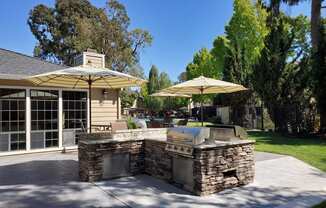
[165,126,245,156]
[165,127,210,156]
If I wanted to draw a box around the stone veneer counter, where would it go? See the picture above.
[78,128,255,196]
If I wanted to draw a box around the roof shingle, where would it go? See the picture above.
[0,48,67,80]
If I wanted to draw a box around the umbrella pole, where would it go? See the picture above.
[200,88,204,127]
[88,79,92,133]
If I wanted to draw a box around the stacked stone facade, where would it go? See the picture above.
[144,140,172,181]
[79,139,145,182]
[193,144,254,195]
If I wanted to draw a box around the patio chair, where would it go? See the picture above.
[110,121,128,133]
[148,120,164,128]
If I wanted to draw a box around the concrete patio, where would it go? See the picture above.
[0,151,325,208]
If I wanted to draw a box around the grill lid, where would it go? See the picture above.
[167,127,210,145]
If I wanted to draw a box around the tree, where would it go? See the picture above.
[313,18,326,132]
[127,64,145,79]
[186,48,221,80]
[186,48,222,103]
[120,89,137,109]
[253,12,313,133]
[226,0,269,68]
[148,65,160,94]
[210,36,229,74]
[217,0,268,128]
[28,0,152,72]
[177,72,187,83]
[159,72,172,90]
[269,0,325,134]
[223,0,268,87]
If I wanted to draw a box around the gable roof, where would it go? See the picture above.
[0,48,67,80]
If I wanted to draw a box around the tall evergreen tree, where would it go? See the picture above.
[148,65,160,94]
[159,72,172,90]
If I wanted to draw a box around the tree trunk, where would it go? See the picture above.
[311,0,325,132]
[311,0,322,52]
[320,105,326,133]
[269,105,289,133]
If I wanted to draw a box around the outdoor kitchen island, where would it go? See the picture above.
[78,127,255,196]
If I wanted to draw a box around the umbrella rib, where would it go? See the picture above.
[72,76,83,89]
[33,74,63,86]
[101,76,114,89]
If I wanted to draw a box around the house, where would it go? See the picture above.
[0,48,121,156]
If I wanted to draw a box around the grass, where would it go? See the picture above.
[187,121,215,127]
[248,131,326,172]
[312,200,326,208]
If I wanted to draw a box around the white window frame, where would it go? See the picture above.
[0,85,89,156]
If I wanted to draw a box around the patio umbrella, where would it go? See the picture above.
[161,76,247,126]
[149,92,191,98]
[27,66,146,132]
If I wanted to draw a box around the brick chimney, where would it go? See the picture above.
[74,49,105,68]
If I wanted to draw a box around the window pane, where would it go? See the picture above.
[10,111,18,121]
[2,101,9,110]
[31,90,58,149]
[18,101,25,110]
[31,101,37,110]
[2,111,9,121]
[10,122,18,131]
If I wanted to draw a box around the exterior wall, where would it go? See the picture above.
[91,88,119,125]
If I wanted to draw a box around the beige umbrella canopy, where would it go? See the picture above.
[27,66,146,88]
[27,66,147,132]
[149,92,191,98]
[161,76,247,126]
[161,76,247,94]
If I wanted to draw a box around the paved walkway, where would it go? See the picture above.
[0,151,325,208]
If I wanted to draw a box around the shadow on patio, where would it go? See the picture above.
[0,158,126,208]
[96,174,326,208]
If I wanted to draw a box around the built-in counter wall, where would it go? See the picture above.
[78,129,255,196]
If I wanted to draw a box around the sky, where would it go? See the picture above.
[0,0,311,81]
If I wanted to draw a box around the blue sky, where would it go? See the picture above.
[0,0,310,81]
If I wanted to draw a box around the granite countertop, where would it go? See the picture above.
[79,136,254,148]
[79,136,168,145]
[194,139,255,149]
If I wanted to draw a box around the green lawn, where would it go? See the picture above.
[248,131,326,172]
[312,200,326,208]
[187,121,215,127]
